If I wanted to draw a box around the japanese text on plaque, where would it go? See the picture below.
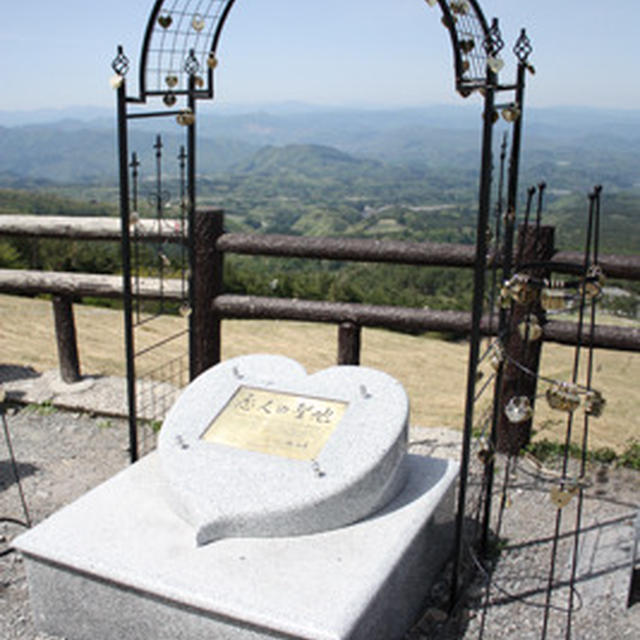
[201,386,348,460]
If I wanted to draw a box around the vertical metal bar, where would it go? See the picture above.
[178,145,188,302]
[130,152,141,323]
[565,185,602,638]
[541,189,597,639]
[187,77,198,381]
[116,77,138,464]
[506,62,527,241]
[1,410,32,528]
[535,182,547,231]
[629,511,640,608]
[480,196,533,554]
[534,182,547,256]
[515,186,536,268]
[154,134,165,312]
[480,60,529,552]
[450,74,496,610]
[488,134,508,335]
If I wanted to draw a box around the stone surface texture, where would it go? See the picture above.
[158,354,410,544]
[15,452,458,640]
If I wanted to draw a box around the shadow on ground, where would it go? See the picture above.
[0,460,38,493]
[0,364,40,384]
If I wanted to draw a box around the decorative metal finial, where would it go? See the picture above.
[129,152,140,172]
[154,134,163,155]
[184,49,200,76]
[111,46,130,76]
[513,29,533,64]
[485,18,504,56]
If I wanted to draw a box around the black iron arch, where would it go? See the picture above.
[112,0,534,470]
[112,9,534,611]
[123,0,508,105]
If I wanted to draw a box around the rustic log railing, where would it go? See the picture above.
[2,214,639,278]
[0,212,639,386]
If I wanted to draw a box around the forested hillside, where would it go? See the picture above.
[1,105,638,315]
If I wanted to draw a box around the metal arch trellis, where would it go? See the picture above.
[127,0,501,103]
[112,0,494,453]
[112,0,535,619]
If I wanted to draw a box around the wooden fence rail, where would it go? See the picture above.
[0,270,638,352]
[2,214,639,279]
[0,269,182,300]
[0,215,184,243]
[1,213,639,391]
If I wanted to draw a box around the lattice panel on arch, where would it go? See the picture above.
[141,0,232,99]
[446,1,493,90]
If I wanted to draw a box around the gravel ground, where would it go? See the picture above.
[409,452,640,640]
[0,407,152,640]
[1,405,638,640]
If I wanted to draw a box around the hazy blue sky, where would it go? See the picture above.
[2,1,638,112]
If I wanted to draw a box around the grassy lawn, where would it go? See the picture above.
[1,293,638,453]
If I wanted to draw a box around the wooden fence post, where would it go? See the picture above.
[496,225,555,453]
[52,295,81,383]
[337,322,361,365]
[190,207,224,379]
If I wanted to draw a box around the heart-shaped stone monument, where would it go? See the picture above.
[158,354,409,545]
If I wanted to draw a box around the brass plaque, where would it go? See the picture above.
[201,386,348,461]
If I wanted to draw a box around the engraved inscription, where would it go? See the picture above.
[201,386,348,460]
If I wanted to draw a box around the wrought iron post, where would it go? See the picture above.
[186,73,199,381]
[113,47,139,463]
[503,30,532,281]
[480,29,533,550]
[450,76,496,610]
[449,15,506,607]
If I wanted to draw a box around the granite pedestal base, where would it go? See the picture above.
[15,453,458,640]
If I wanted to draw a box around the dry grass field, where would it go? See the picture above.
[1,293,638,452]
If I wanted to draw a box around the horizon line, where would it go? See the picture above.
[2,101,640,116]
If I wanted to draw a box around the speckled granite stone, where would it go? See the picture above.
[158,355,410,544]
[15,452,458,640]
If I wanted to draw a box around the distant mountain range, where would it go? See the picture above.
[0,104,639,191]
